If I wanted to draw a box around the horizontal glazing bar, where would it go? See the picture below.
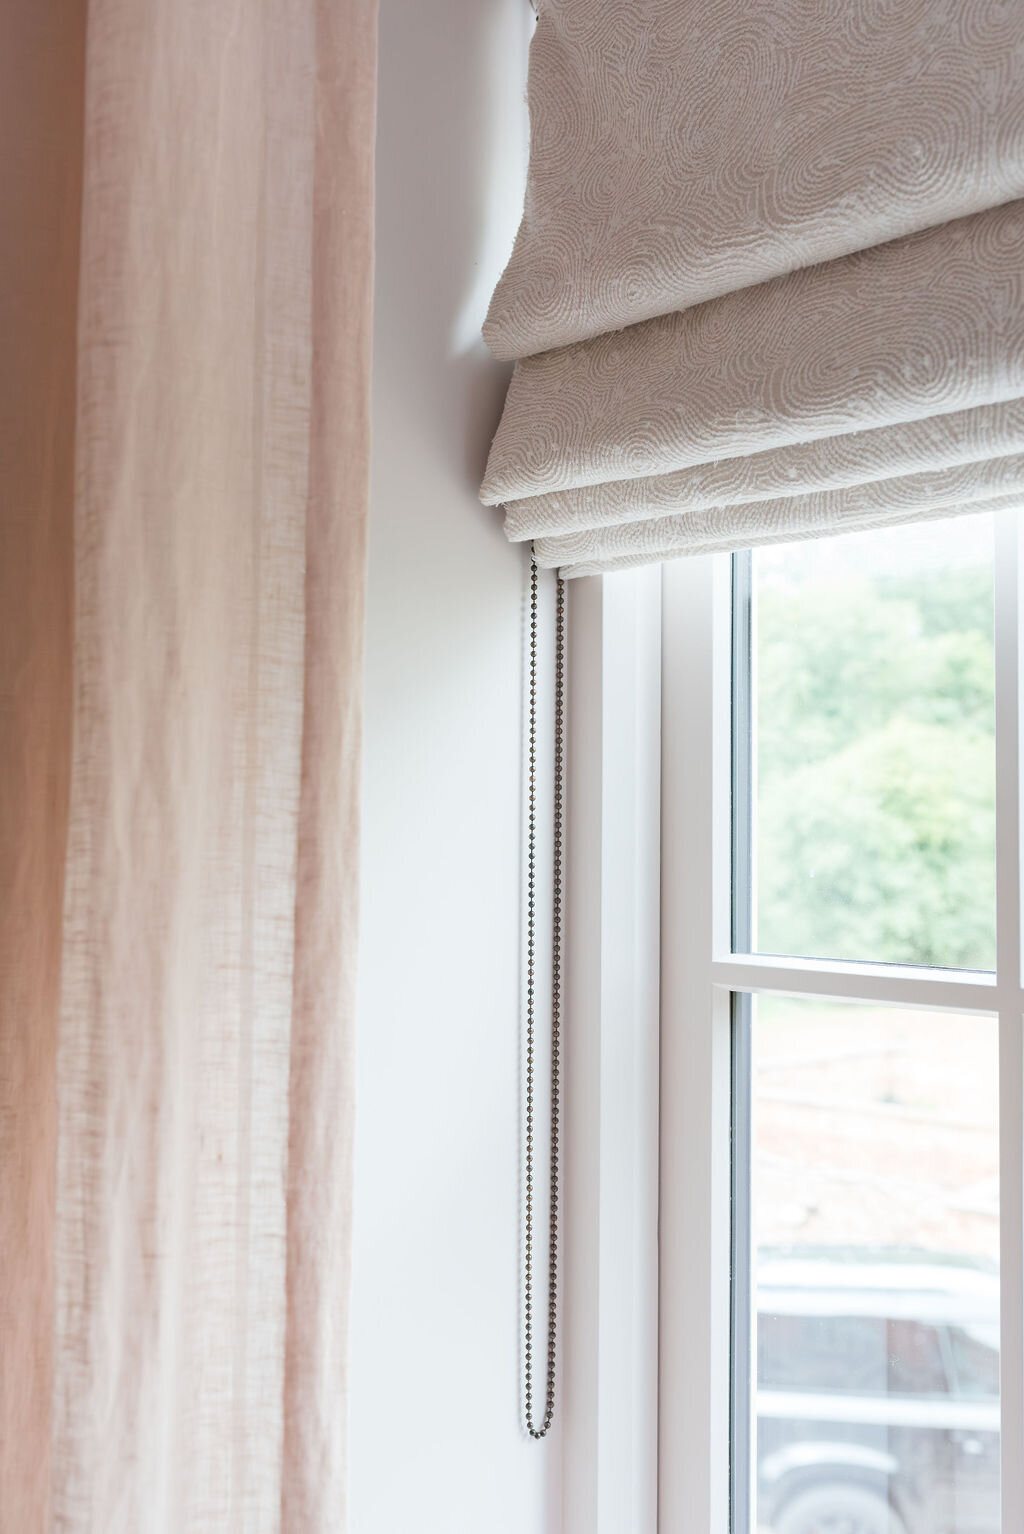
[712,954,999,1013]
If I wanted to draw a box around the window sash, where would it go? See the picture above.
[658,508,1024,1533]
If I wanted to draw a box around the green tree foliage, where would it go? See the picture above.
[756,564,996,969]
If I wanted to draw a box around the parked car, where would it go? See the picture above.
[755,1255,1000,1534]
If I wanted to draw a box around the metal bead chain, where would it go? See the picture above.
[525,549,565,1440]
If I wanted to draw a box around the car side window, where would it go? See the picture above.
[759,1314,878,1393]
[885,1319,949,1396]
[758,1313,950,1396]
[948,1325,1001,1399]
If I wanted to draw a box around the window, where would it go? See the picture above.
[740,521,996,969]
[658,509,1024,1534]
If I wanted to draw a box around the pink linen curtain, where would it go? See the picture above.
[1,2,376,1528]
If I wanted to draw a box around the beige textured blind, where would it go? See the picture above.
[482,0,1024,577]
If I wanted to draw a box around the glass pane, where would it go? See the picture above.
[738,513,996,968]
[745,997,1000,1534]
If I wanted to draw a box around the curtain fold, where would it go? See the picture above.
[483,0,1024,576]
[1,1,376,1528]
[0,7,83,1525]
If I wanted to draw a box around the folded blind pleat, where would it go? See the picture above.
[483,201,1024,509]
[554,491,1024,579]
[501,398,1024,543]
[484,0,1024,360]
[534,453,1024,573]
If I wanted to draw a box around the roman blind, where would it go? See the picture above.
[481,0,1024,577]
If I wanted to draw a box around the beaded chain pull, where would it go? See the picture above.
[524,549,565,1439]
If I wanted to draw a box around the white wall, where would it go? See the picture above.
[350,4,561,1530]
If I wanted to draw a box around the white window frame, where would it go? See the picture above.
[561,568,662,1534]
[655,507,1024,1534]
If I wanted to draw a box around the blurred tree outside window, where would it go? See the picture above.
[754,515,996,970]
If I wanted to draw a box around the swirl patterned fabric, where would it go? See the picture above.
[485,0,1024,360]
[501,399,1024,542]
[481,1,1024,577]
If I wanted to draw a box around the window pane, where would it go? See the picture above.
[739,513,996,968]
[743,997,1001,1534]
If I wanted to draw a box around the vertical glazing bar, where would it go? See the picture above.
[730,993,753,1534]
[731,553,754,956]
[993,505,1024,1534]
[730,550,755,1533]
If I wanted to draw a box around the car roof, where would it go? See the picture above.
[758,1256,999,1326]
